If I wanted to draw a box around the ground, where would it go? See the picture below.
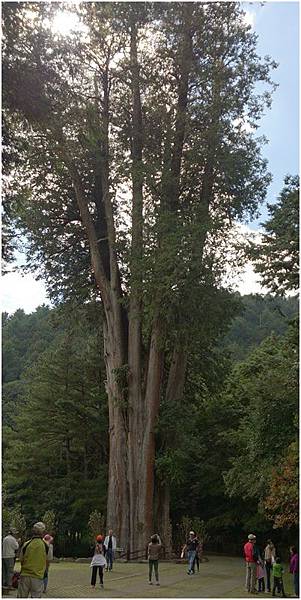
[4,556,295,598]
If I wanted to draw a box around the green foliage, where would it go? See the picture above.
[88,510,105,542]
[2,505,27,541]
[251,175,299,295]
[3,303,108,540]
[42,510,57,535]
[2,1,276,314]
[223,320,298,504]
[223,294,298,362]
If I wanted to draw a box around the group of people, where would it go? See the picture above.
[90,531,163,587]
[3,523,299,597]
[2,522,54,598]
[243,533,299,597]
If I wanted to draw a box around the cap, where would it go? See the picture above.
[33,522,46,534]
[9,527,18,535]
[248,534,256,540]
[189,531,195,535]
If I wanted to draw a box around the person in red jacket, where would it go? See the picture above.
[243,533,258,593]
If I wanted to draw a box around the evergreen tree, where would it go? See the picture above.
[252,175,299,295]
[3,1,277,549]
[4,303,108,535]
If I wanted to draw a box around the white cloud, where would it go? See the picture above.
[235,261,269,295]
[243,10,256,30]
[230,223,269,295]
[2,271,50,315]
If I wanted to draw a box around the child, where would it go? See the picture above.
[148,534,162,586]
[257,559,265,592]
[43,534,54,593]
[90,542,107,589]
[272,557,286,597]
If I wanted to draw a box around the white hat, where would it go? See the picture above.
[9,527,18,535]
[248,533,256,540]
[189,531,195,535]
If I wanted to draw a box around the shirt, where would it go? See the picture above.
[244,541,256,563]
[3,534,19,558]
[257,563,265,579]
[104,535,116,550]
[90,553,106,567]
[20,537,49,579]
[186,538,199,552]
[290,553,299,574]
[264,544,276,562]
[272,563,284,578]
[148,543,162,560]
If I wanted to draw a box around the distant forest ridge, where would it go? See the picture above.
[3,293,298,385]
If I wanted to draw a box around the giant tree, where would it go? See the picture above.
[3,2,276,551]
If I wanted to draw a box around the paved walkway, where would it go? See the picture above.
[4,556,294,598]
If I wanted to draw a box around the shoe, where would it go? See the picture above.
[91,585,95,588]
[100,584,104,589]
[156,582,160,586]
[148,581,152,585]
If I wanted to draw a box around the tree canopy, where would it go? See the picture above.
[252,175,299,295]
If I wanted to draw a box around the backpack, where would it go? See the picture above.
[12,572,20,589]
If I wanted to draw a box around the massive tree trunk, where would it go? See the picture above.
[57,3,210,555]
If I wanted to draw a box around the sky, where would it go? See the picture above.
[245,1,299,228]
[1,1,299,314]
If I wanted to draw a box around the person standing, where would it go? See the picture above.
[104,529,117,571]
[182,531,199,575]
[257,559,265,592]
[42,535,53,593]
[289,546,299,597]
[272,557,286,597]
[2,528,19,589]
[243,533,257,593]
[17,522,49,599]
[90,542,106,589]
[264,539,276,593]
[148,534,162,586]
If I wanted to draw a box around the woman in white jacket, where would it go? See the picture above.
[104,530,117,571]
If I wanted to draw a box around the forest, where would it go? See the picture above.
[3,293,298,556]
[2,1,299,558]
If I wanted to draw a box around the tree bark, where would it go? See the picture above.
[127,12,145,555]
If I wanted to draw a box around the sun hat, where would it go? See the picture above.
[33,522,46,534]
